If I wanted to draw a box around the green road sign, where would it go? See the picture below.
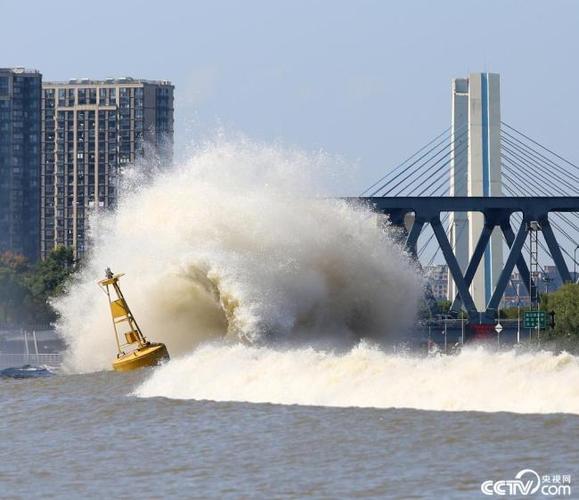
[523,310,547,329]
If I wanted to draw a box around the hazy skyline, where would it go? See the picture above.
[3,0,577,193]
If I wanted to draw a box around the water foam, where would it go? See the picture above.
[134,343,579,414]
[55,138,423,372]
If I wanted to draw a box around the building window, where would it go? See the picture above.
[0,76,9,96]
[78,88,87,105]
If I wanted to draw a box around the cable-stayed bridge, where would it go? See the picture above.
[350,120,579,326]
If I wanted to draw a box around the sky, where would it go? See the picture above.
[2,0,578,195]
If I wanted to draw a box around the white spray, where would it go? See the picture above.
[55,138,423,373]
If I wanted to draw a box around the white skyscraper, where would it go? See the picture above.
[448,73,503,310]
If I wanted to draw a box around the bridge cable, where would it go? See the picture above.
[364,128,457,196]
[500,151,579,233]
[420,145,470,197]
[499,137,579,224]
[501,131,579,185]
[365,125,468,197]
[500,140,578,194]
[501,132,579,188]
[502,170,578,247]
[400,143,469,197]
[375,137,454,196]
[380,127,468,197]
[501,167,579,250]
[502,121,579,173]
[359,126,452,196]
[500,147,579,232]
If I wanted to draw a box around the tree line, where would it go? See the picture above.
[0,247,76,327]
[423,284,579,350]
[540,283,579,350]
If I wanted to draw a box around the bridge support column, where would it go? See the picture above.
[450,222,494,313]
[405,219,424,259]
[430,217,478,320]
[539,217,572,283]
[500,220,537,302]
[487,220,528,313]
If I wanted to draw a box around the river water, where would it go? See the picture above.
[2,345,578,499]
[4,141,577,498]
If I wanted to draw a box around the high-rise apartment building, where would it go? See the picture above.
[0,68,42,261]
[41,77,173,258]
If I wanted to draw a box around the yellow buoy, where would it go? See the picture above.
[98,268,169,372]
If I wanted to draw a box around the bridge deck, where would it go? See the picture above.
[344,196,579,216]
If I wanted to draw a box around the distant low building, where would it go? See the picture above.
[429,263,569,309]
[424,264,449,301]
[0,68,42,260]
[40,77,174,258]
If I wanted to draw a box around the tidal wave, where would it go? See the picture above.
[134,343,579,415]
